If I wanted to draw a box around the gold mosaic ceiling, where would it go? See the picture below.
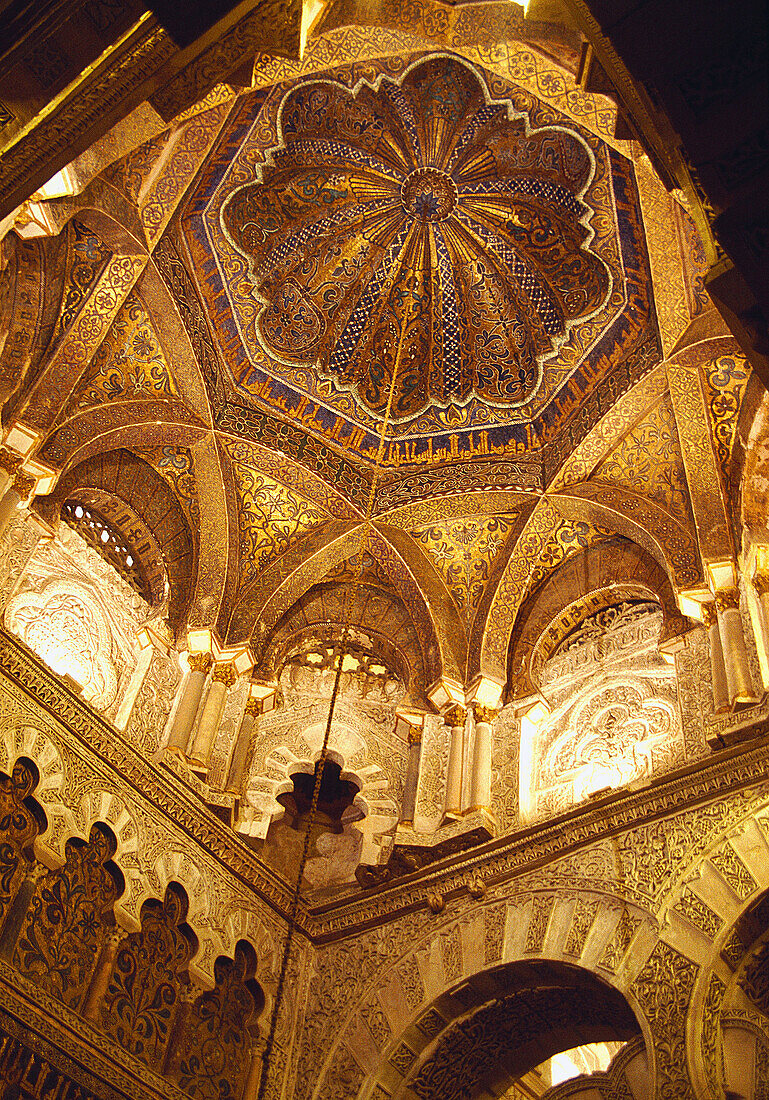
[180,49,657,473]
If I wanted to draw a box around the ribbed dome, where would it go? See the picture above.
[221,55,610,423]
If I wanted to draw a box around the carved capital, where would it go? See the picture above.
[188,652,214,675]
[444,705,465,728]
[179,980,203,1004]
[407,726,423,746]
[715,587,740,613]
[701,601,718,628]
[245,695,262,716]
[0,449,23,478]
[212,663,237,688]
[12,471,36,499]
[105,926,126,949]
[753,571,769,598]
[24,860,48,885]
[474,705,498,725]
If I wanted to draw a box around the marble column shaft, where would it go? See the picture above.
[702,602,729,713]
[401,727,422,825]
[470,707,495,810]
[443,706,465,817]
[82,927,124,1020]
[227,696,260,792]
[189,662,237,766]
[166,653,213,753]
[715,587,758,705]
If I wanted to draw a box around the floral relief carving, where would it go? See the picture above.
[0,759,44,928]
[63,291,177,414]
[227,452,330,580]
[174,944,259,1099]
[631,941,698,1099]
[100,883,196,1069]
[4,527,152,722]
[14,822,123,1010]
[412,515,516,622]
[564,897,599,957]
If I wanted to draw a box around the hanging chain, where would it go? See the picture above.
[256,302,411,1099]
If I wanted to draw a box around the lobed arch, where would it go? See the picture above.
[240,723,399,863]
[0,719,263,987]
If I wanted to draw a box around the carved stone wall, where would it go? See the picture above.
[3,525,153,723]
[240,661,404,882]
[522,603,685,821]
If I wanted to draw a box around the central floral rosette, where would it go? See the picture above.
[222,55,610,423]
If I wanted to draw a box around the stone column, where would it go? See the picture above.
[188,662,237,768]
[0,448,22,501]
[227,695,260,793]
[0,861,46,959]
[166,653,213,754]
[241,1036,267,1100]
[400,725,422,826]
[443,705,465,818]
[751,569,769,669]
[470,706,496,811]
[715,586,759,706]
[82,926,124,1020]
[702,602,729,713]
[0,470,35,540]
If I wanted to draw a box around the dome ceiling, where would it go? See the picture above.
[180,50,659,478]
[220,55,609,423]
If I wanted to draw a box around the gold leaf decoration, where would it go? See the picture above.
[412,514,516,621]
[65,292,177,414]
[592,395,691,523]
[232,462,330,578]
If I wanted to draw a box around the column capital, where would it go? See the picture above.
[701,601,718,628]
[12,470,36,499]
[407,725,423,746]
[474,705,499,725]
[188,652,214,675]
[753,571,769,598]
[179,979,203,1005]
[244,695,262,716]
[105,925,126,949]
[0,449,23,477]
[444,705,465,727]
[212,663,237,688]
[715,587,740,613]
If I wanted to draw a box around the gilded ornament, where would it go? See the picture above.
[188,652,214,674]
[714,587,740,613]
[212,663,238,687]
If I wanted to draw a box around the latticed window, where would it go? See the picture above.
[61,500,149,600]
